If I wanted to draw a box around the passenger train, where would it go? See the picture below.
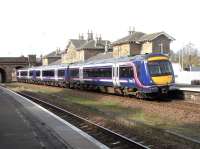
[17,53,175,98]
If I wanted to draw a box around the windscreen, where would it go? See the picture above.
[148,60,173,76]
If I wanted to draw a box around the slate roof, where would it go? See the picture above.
[49,59,61,65]
[66,39,112,50]
[138,32,175,42]
[112,32,145,45]
[86,52,113,62]
[112,31,175,45]
[43,51,62,58]
[67,39,87,49]
[78,40,111,50]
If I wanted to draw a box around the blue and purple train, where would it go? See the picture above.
[17,53,175,98]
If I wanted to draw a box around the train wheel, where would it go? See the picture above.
[135,91,144,99]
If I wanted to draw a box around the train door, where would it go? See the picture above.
[55,68,58,81]
[112,63,120,87]
[79,66,83,83]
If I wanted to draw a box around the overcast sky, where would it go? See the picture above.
[0,0,199,57]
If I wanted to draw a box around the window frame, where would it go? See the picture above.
[119,65,134,78]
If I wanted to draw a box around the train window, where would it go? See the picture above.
[42,70,55,77]
[83,69,92,77]
[119,66,133,78]
[99,68,112,77]
[17,72,19,76]
[36,71,40,77]
[84,69,95,77]
[148,60,172,76]
[83,67,112,78]
[70,69,79,77]
[58,69,65,77]
[21,71,28,76]
[29,71,33,76]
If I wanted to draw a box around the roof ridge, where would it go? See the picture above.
[138,31,175,42]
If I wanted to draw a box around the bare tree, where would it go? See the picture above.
[169,50,179,62]
[177,43,200,69]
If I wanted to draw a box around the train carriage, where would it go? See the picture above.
[17,69,29,82]
[17,53,175,98]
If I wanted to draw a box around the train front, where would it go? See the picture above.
[146,54,175,94]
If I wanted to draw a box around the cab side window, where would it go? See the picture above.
[119,66,133,78]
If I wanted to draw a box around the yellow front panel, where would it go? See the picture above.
[152,75,172,85]
[148,56,168,61]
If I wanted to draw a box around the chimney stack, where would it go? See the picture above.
[79,33,84,40]
[56,48,60,55]
[95,34,103,47]
[99,34,102,43]
[129,26,135,35]
[87,30,93,41]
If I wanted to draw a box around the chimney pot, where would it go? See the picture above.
[87,30,93,41]
[128,26,135,35]
[79,33,84,40]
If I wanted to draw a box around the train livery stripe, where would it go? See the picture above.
[147,56,168,61]
[129,62,150,88]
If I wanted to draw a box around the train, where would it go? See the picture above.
[17,53,176,98]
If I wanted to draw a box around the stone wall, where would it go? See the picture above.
[152,35,170,54]
[0,56,35,82]
[0,64,27,83]
[141,42,152,54]
[28,55,37,65]
[113,44,130,58]
[112,34,172,57]
[130,43,141,55]
[42,58,48,65]
[62,47,78,64]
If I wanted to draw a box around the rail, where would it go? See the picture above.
[17,92,150,149]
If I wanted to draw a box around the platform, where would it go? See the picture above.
[0,86,108,149]
[176,84,200,92]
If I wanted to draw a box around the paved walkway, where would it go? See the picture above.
[0,86,107,149]
[0,87,60,149]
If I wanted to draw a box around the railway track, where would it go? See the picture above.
[17,92,150,149]
[172,87,200,104]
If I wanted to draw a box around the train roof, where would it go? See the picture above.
[70,53,168,66]
[18,53,168,70]
[18,63,69,71]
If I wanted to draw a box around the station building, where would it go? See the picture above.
[112,30,175,58]
[61,32,112,64]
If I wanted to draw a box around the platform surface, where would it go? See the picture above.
[176,84,200,92]
[0,86,108,149]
